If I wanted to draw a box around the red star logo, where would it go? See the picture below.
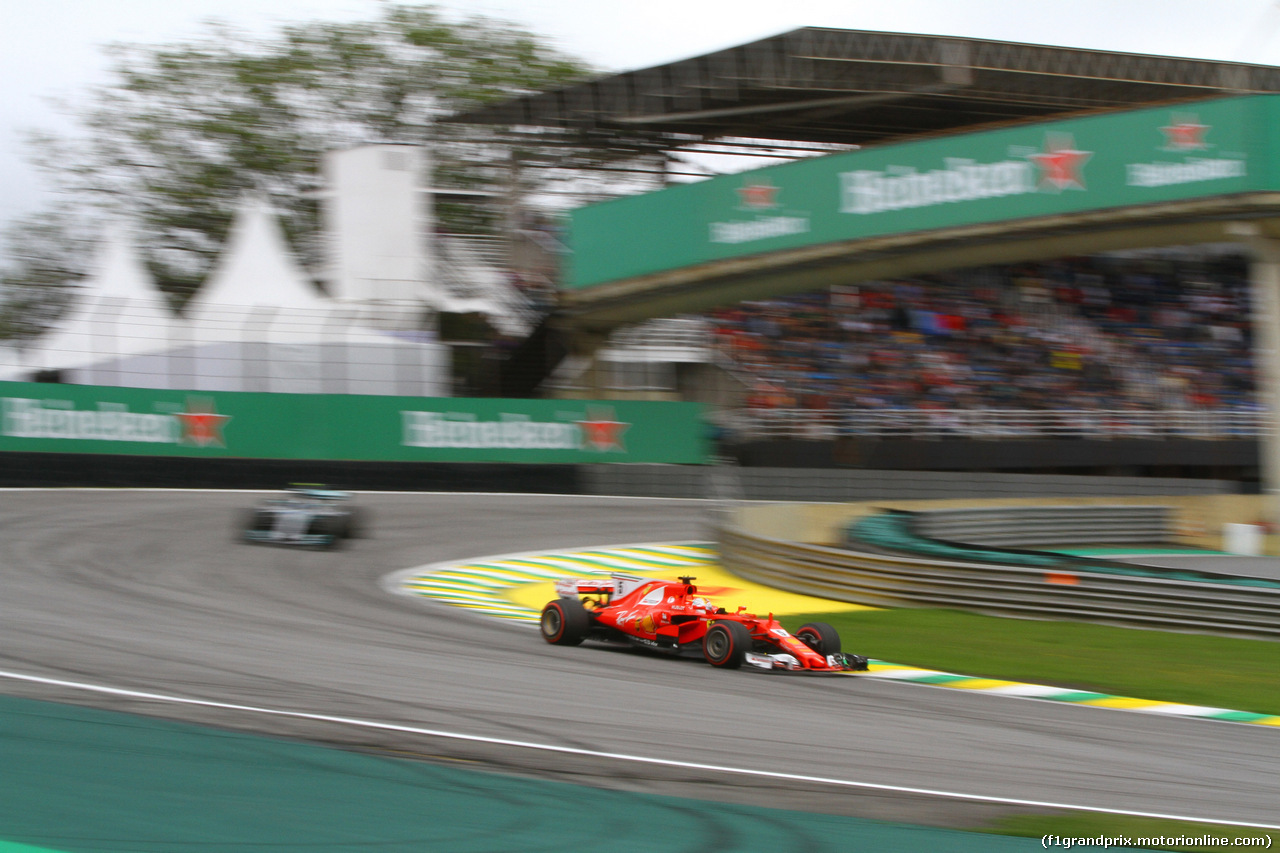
[1160,115,1209,150]
[737,181,780,209]
[1028,134,1092,191]
[577,408,629,452]
[176,397,231,447]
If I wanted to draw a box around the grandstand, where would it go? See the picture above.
[445,27,1280,482]
[711,252,1255,426]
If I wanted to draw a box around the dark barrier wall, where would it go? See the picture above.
[730,437,1259,482]
[0,452,581,493]
[0,452,1238,500]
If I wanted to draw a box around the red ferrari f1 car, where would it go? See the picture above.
[540,574,868,673]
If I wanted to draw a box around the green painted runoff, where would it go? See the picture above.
[0,692,1041,852]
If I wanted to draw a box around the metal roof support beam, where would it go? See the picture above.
[445,28,1280,152]
[1246,229,1280,542]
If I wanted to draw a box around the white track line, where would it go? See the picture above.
[8,489,1277,826]
[0,668,1276,831]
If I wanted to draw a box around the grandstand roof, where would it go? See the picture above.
[446,27,1280,154]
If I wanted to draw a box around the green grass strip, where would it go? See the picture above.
[1044,691,1111,703]
[781,608,1280,716]
[979,813,1277,851]
[903,673,974,685]
[1213,711,1273,723]
[1057,547,1230,556]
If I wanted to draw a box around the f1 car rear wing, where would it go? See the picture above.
[554,573,650,599]
[286,484,352,500]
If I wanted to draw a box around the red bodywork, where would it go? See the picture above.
[547,574,865,672]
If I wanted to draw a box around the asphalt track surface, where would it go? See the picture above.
[1112,552,1280,582]
[2,490,1278,830]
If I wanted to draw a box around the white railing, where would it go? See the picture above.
[433,236,542,336]
[598,318,714,364]
[723,407,1266,439]
[606,318,711,351]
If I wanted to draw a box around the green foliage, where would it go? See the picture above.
[0,207,96,342]
[783,608,1280,715]
[4,3,595,327]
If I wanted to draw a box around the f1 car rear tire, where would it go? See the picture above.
[796,622,841,656]
[344,507,369,539]
[703,621,751,668]
[541,598,590,646]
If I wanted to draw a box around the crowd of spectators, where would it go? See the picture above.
[709,253,1256,416]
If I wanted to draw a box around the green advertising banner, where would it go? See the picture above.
[568,94,1270,289]
[0,382,710,464]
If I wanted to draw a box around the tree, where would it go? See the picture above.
[3,3,593,321]
[0,205,96,343]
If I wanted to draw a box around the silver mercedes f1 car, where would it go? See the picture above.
[239,486,367,549]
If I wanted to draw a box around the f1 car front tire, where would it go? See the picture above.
[796,622,841,656]
[307,517,344,549]
[541,598,590,646]
[703,621,751,668]
[238,509,273,542]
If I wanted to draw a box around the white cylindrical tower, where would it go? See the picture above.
[322,144,433,307]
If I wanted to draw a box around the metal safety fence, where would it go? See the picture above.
[909,505,1173,547]
[0,301,449,396]
[722,406,1265,440]
[717,520,1280,639]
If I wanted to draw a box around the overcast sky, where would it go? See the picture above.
[5,0,1280,235]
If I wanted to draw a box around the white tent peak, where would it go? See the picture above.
[185,194,330,315]
[70,222,162,302]
[24,220,177,374]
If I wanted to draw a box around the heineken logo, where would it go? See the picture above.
[709,216,809,244]
[840,133,1093,215]
[840,157,1033,214]
[402,408,630,453]
[175,398,231,447]
[1128,114,1245,188]
[736,181,780,209]
[2,396,231,446]
[578,407,629,452]
[710,179,810,245]
[1161,114,1210,151]
[1127,157,1246,188]
[835,119,1244,205]
[1027,133,1092,191]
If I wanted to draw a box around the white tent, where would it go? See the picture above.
[183,194,334,332]
[22,224,179,387]
[5,194,450,396]
[176,195,448,395]
[0,344,26,382]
